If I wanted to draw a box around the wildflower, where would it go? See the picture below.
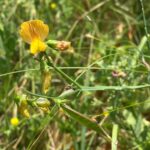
[50,2,57,9]
[20,20,49,55]
[10,117,19,126]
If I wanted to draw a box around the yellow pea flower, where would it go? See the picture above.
[19,20,49,55]
[10,117,19,126]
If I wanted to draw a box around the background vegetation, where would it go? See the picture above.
[0,0,150,149]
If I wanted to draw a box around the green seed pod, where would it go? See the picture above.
[36,98,50,107]
[19,98,30,118]
[42,70,51,94]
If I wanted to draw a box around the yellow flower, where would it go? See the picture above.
[20,20,49,55]
[50,3,57,9]
[103,111,109,117]
[10,117,19,126]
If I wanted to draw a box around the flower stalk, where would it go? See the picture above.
[44,52,82,89]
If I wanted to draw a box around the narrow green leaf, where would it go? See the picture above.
[81,84,150,91]
[61,104,101,132]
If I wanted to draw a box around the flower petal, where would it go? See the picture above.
[20,20,49,44]
[20,22,33,44]
[30,39,47,54]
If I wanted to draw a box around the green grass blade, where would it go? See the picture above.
[111,124,118,150]
[81,127,86,150]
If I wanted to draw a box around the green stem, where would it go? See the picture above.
[44,52,82,89]
[111,124,118,150]
[139,0,150,50]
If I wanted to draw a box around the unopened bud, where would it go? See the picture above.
[46,40,71,51]
[56,41,71,51]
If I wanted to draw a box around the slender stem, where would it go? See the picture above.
[139,0,150,50]
[44,52,82,89]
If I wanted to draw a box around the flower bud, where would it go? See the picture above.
[46,40,71,51]
[56,41,71,51]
